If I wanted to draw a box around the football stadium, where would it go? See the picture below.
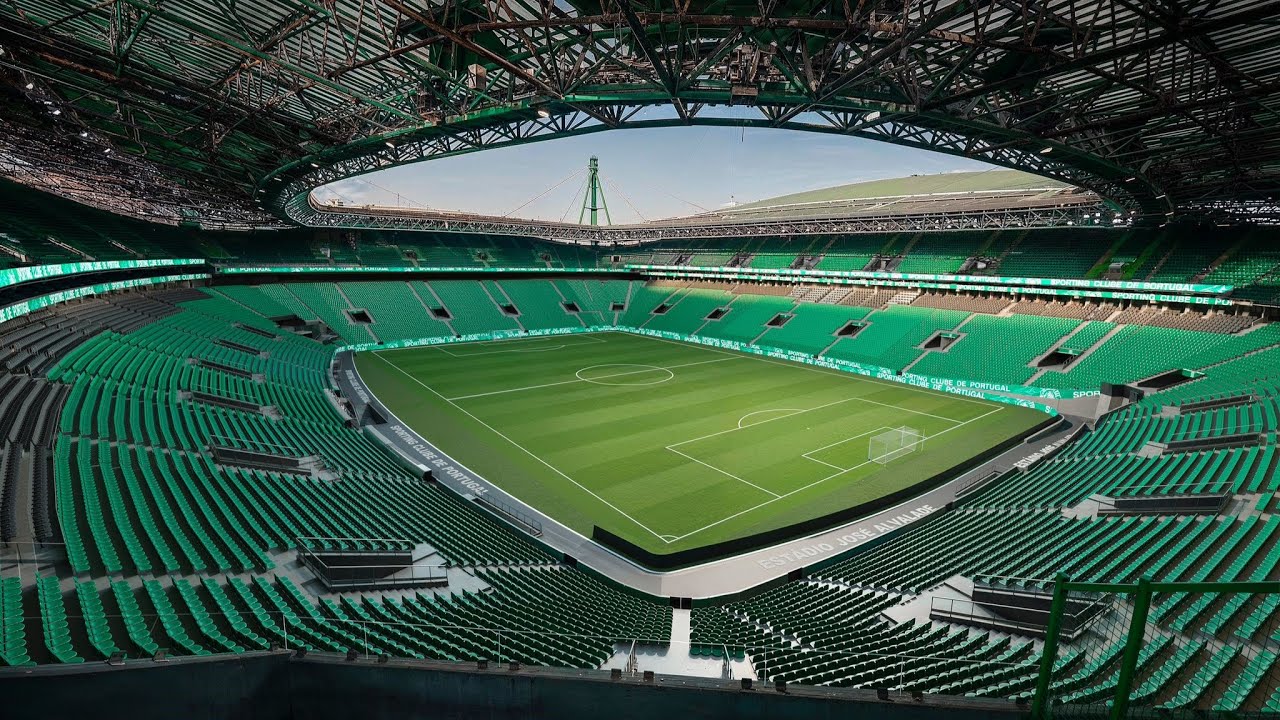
[0,2,1278,719]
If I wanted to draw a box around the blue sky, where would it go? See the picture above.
[315,125,1000,223]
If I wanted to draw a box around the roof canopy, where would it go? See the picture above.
[2,0,1277,226]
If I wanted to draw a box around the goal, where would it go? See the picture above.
[868,426,925,465]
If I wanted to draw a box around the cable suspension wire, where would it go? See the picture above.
[504,167,586,218]
[560,174,592,223]
[599,175,648,223]
[607,175,710,216]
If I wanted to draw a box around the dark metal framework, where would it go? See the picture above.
[304,189,1113,242]
[1,0,1278,229]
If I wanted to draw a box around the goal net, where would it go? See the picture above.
[868,426,925,465]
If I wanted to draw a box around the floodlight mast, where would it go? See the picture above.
[578,156,612,227]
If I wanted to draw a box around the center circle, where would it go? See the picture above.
[575,364,675,386]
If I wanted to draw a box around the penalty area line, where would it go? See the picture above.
[372,351,676,544]
[668,405,1004,543]
[664,446,781,499]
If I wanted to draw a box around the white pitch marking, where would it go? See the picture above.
[668,397,862,449]
[737,408,803,429]
[669,406,1004,542]
[629,332,993,408]
[445,356,738,401]
[372,351,675,543]
[434,333,608,358]
[802,426,894,456]
[664,446,781,499]
[576,363,674,387]
[438,343,569,357]
[801,455,848,472]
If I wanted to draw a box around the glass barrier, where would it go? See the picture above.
[0,259,204,290]
[216,265,626,275]
[625,263,1234,295]
[0,273,211,324]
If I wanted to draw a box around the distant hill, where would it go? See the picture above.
[726,170,1068,212]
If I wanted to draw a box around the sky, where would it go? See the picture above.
[314,124,1001,223]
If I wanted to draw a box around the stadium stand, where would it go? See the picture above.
[424,280,521,335]
[910,314,1082,385]
[698,294,795,344]
[496,279,581,330]
[3,281,678,673]
[823,305,970,371]
[1036,325,1280,389]
[757,304,872,356]
[2,263,1279,714]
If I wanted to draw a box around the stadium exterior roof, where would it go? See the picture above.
[308,173,1108,242]
[1,0,1279,229]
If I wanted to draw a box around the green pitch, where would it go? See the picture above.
[354,331,1046,558]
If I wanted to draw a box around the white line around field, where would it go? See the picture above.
[372,351,675,544]
[633,333,993,409]
[445,356,740,401]
[664,446,781,498]
[440,343,570,357]
[668,405,1004,542]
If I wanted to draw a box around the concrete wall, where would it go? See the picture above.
[0,651,1062,720]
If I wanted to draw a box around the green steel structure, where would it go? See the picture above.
[578,156,611,227]
[1,1,1278,230]
[1031,577,1279,719]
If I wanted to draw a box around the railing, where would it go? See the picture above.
[295,535,447,590]
[1031,575,1280,719]
[0,603,1038,695]
[4,543,1277,715]
[930,579,1114,642]
[474,496,544,537]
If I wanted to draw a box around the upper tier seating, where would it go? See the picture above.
[996,233,1114,278]
[1109,306,1255,334]
[1006,299,1116,320]
[911,291,1012,314]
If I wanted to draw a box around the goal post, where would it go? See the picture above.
[868,426,925,465]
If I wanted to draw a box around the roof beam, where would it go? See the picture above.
[616,1,688,122]
[921,1,1280,111]
[119,0,418,122]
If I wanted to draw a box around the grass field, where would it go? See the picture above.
[354,331,1047,557]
